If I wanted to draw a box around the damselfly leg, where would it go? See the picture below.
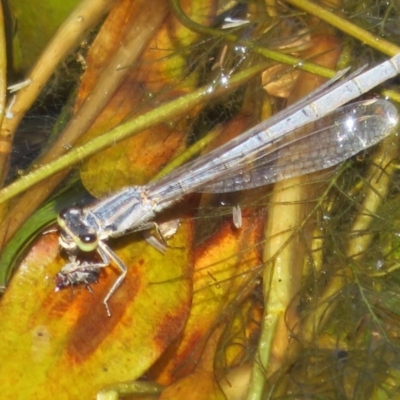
[56,237,127,316]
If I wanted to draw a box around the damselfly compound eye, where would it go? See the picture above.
[77,233,98,252]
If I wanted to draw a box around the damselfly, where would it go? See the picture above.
[56,53,400,316]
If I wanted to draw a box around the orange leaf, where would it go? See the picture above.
[150,207,264,384]
[0,217,193,398]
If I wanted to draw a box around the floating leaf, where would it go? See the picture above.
[0,217,193,398]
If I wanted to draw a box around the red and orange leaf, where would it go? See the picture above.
[150,207,265,384]
[0,217,193,398]
[160,324,226,400]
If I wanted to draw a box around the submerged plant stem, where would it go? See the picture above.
[287,0,400,56]
[0,0,115,190]
[246,38,342,399]
[169,0,335,78]
[300,132,400,343]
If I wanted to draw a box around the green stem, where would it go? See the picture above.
[246,309,279,400]
[0,62,269,205]
[287,0,400,56]
[169,0,335,78]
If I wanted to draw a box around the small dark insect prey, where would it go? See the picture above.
[54,261,100,291]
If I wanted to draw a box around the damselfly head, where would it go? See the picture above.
[57,207,99,253]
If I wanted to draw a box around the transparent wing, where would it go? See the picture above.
[198,99,398,192]
[148,98,397,205]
